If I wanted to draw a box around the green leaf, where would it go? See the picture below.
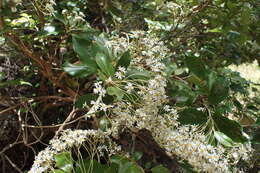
[131,152,143,161]
[169,80,197,105]
[72,35,93,63]
[254,117,260,127]
[207,71,217,91]
[178,108,208,125]
[95,53,115,77]
[76,159,109,173]
[164,61,177,77]
[214,131,234,147]
[97,70,108,81]
[0,72,5,80]
[179,161,197,173]
[107,87,124,100]
[126,69,151,80]
[119,162,144,173]
[54,152,73,172]
[111,155,127,165]
[99,117,111,131]
[51,170,65,173]
[53,12,67,25]
[75,94,96,108]
[251,130,260,144]
[186,56,209,80]
[94,35,112,60]
[213,115,247,143]
[0,79,32,88]
[151,165,171,173]
[208,76,229,105]
[111,155,144,173]
[116,50,131,69]
[63,62,97,78]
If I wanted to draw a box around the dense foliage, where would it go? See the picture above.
[0,0,259,173]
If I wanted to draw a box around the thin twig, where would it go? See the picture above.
[54,107,78,138]
[3,154,23,173]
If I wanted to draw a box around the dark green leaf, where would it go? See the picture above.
[107,87,124,100]
[72,35,93,63]
[111,155,144,173]
[131,152,143,161]
[75,159,109,173]
[53,12,67,25]
[214,131,234,147]
[117,50,131,69]
[251,130,260,144]
[255,117,260,127]
[213,115,247,143]
[208,77,229,105]
[151,165,171,173]
[178,108,208,125]
[186,56,209,80]
[95,53,115,76]
[75,94,96,108]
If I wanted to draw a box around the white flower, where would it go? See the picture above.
[125,82,134,93]
[118,66,126,74]
[115,71,125,79]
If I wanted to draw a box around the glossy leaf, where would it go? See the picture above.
[214,131,234,147]
[213,115,247,143]
[95,53,115,77]
[111,155,144,173]
[54,152,73,172]
[63,62,97,78]
[178,108,208,125]
[72,35,93,62]
[186,56,209,80]
[131,152,143,161]
[208,76,230,105]
[126,69,151,80]
[116,50,131,69]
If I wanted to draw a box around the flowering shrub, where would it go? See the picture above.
[0,0,259,172]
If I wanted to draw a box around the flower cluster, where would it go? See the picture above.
[29,129,120,173]
[115,66,126,79]
[105,33,253,173]
[29,33,254,173]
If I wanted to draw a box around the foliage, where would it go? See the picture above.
[0,0,259,173]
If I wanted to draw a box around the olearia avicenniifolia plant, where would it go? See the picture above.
[30,31,254,173]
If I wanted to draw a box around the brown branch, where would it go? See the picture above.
[0,96,73,116]
[0,3,76,98]
[0,0,4,31]
[54,107,78,138]
[30,0,46,28]
[5,32,78,97]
